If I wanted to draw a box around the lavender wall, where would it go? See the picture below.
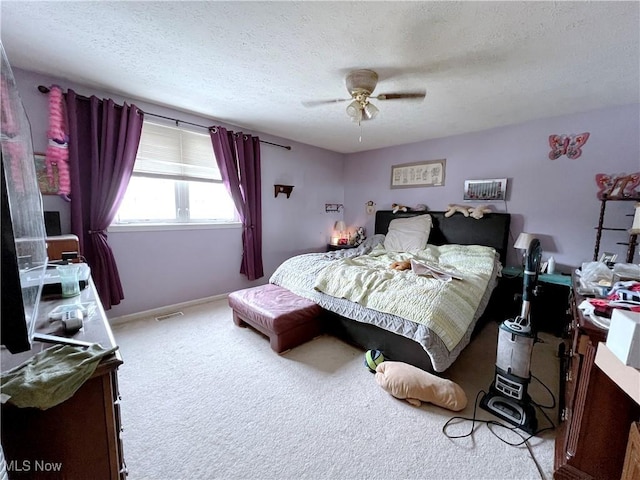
[13,65,640,318]
[344,104,640,270]
[13,68,345,318]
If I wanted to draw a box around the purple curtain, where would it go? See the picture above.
[209,126,263,280]
[66,90,143,308]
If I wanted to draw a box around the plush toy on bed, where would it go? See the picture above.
[391,203,409,214]
[444,204,469,217]
[375,361,468,411]
[353,227,366,246]
[389,260,411,271]
[468,205,492,219]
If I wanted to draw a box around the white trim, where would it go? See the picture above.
[108,222,242,233]
[108,293,230,326]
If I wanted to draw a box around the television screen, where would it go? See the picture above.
[0,43,48,354]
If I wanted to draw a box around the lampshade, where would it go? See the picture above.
[631,202,640,234]
[334,221,346,233]
[362,102,379,120]
[514,232,535,250]
[346,101,360,118]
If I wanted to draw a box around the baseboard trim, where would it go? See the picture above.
[109,293,229,326]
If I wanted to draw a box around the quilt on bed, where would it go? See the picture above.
[314,244,496,351]
[269,239,500,371]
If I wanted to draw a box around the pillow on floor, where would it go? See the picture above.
[375,361,467,411]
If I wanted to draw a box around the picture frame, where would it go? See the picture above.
[598,252,618,264]
[390,159,445,189]
[463,178,507,201]
[34,152,59,195]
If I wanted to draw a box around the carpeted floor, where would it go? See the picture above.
[112,298,560,480]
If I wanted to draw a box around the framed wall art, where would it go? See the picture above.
[463,178,507,201]
[390,159,445,189]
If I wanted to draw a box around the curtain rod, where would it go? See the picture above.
[38,85,292,151]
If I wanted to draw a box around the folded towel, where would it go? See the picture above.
[1,343,118,410]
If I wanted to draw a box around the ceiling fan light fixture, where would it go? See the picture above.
[346,70,378,96]
[346,100,361,118]
[304,69,424,129]
[351,108,363,124]
[362,102,379,120]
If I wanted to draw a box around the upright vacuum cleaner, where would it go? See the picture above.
[480,237,542,435]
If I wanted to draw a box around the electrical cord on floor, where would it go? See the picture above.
[441,374,556,480]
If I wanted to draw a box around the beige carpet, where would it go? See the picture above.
[112,298,560,480]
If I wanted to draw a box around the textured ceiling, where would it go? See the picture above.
[1,1,638,154]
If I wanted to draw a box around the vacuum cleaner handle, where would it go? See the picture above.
[523,238,541,303]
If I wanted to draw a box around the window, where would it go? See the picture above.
[113,120,237,227]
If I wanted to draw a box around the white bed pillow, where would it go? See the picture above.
[383,214,432,251]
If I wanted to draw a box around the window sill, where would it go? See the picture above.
[108,222,242,233]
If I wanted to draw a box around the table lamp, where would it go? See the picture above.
[630,203,640,262]
[631,202,640,235]
[332,220,347,245]
[514,232,536,267]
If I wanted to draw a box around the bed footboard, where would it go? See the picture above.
[324,312,436,372]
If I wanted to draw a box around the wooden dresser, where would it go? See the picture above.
[554,275,640,479]
[1,278,127,479]
[622,422,640,480]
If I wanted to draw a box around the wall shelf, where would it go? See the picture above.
[274,184,294,198]
[593,195,640,262]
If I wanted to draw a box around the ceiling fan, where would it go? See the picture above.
[303,69,426,124]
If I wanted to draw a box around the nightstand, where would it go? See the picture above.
[498,266,573,337]
[326,243,356,252]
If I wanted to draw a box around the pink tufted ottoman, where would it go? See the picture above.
[228,284,323,353]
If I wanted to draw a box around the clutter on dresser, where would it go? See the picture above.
[606,309,640,368]
[575,261,640,330]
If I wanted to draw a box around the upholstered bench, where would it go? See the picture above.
[228,284,323,353]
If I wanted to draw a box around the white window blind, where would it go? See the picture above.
[134,121,221,182]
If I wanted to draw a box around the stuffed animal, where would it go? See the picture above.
[468,205,492,219]
[392,203,408,214]
[444,204,469,217]
[45,85,71,200]
[390,260,411,271]
[353,227,366,246]
[413,204,428,212]
[375,361,468,411]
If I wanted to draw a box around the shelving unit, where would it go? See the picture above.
[593,194,640,263]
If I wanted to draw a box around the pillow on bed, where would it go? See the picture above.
[383,214,432,251]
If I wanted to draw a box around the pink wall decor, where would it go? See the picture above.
[595,172,640,199]
[548,132,590,159]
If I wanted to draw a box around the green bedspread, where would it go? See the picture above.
[314,244,497,351]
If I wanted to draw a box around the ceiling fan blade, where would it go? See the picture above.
[302,98,350,107]
[373,91,426,101]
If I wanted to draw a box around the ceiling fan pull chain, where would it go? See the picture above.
[359,124,363,143]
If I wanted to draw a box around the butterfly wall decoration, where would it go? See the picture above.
[548,132,590,160]
[595,172,640,200]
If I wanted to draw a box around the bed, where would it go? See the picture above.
[269,209,511,372]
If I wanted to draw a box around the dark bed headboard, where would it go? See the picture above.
[375,210,511,265]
